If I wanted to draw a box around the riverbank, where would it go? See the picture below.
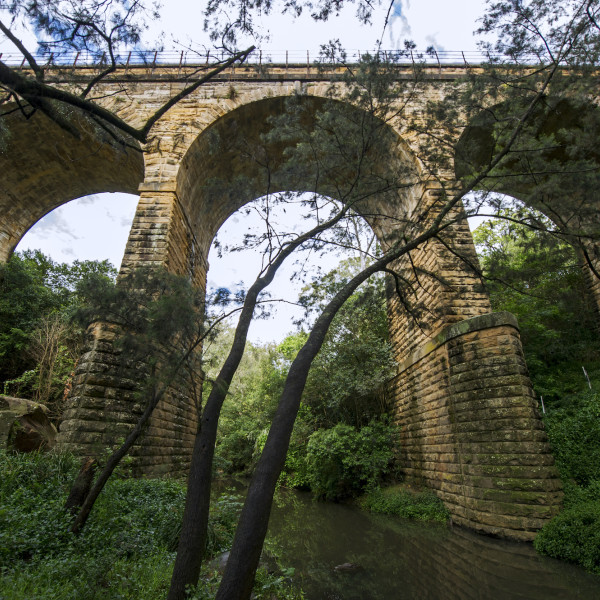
[2,450,599,599]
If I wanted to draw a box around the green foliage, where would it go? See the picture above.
[304,419,396,501]
[299,260,396,428]
[251,566,304,600]
[212,332,285,475]
[205,493,244,556]
[360,486,450,523]
[0,450,293,600]
[534,491,600,575]
[0,250,116,413]
[214,264,396,493]
[186,565,304,600]
[279,404,315,490]
[73,266,205,412]
[534,389,600,574]
[473,210,600,402]
[542,391,600,486]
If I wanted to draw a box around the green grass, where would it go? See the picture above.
[359,485,450,523]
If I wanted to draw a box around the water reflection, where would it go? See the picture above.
[267,489,600,600]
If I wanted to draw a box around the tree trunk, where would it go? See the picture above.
[214,229,433,599]
[70,386,163,534]
[215,275,376,599]
[168,206,355,600]
[64,457,97,514]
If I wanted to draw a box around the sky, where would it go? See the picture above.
[5,0,488,344]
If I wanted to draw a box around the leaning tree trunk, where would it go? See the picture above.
[70,385,163,534]
[167,205,355,600]
[214,223,437,599]
[215,266,382,599]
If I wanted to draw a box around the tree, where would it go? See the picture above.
[473,206,600,401]
[168,197,383,600]
[0,250,116,415]
[298,258,395,428]
[0,1,255,145]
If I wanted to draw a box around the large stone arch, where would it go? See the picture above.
[0,104,144,260]
[48,85,562,540]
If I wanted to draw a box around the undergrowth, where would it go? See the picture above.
[533,391,600,575]
[359,485,450,523]
[0,450,302,599]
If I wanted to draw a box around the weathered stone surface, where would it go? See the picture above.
[0,396,57,452]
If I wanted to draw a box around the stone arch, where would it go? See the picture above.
[0,104,144,261]
[59,88,563,540]
[176,95,420,252]
[455,97,600,315]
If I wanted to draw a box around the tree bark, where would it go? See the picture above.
[64,457,97,515]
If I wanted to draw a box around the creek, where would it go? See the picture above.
[264,488,600,600]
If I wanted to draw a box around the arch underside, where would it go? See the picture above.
[455,97,600,233]
[176,95,422,256]
[0,104,144,261]
[455,96,600,324]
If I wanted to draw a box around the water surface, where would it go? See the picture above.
[266,489,600,600]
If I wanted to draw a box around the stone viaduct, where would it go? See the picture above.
[2,60,595,541]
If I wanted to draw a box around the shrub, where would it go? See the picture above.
[360,486,450,523]
[543,391,600,485]
[305,419,396,501]
[534,497,600,574]
[0,451,254,599]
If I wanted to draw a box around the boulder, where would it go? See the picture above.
[0,396,57,452]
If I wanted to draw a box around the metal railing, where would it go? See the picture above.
[0,48,528,68]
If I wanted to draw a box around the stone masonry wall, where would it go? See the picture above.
[59,189,205,477]
[6,65,567,537]
[390,312,563,540]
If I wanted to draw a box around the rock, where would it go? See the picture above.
[213,551,230,573]
[0,396,57,452]
[333,562,362,572]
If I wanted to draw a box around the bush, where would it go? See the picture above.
[360,486,450,523]
[0,450,304,599]
[534,496,600,574]
[304,419,396,501]
[542,390,600,485]
[534,389,600,575]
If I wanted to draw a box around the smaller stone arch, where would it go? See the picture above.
[455,96,600,317]
[0,104,144,261]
